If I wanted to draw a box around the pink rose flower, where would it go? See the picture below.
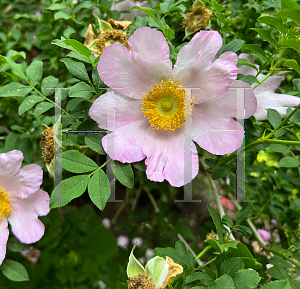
[0,150,50,265]
[116,0,150,21]
[90,28,257,187]
[220,197,234,209]
[257,229,271,241]
[238,53,300,121]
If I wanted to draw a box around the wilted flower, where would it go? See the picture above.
[257,229,271,241]
[116,0,150,22]
[181,5,213,39]
[21,246,41,264]
[238,53,300,121]
[0,150,50,265]
[84,20,130,57]
[41,127,54,165]
[90,28,257,187]
[127,246,183,289]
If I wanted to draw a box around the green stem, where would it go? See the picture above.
[264,247,300,268]
[264,139,300,146]
[195,245,212,261]
[28,82,70,115]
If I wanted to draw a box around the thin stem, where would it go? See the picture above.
[264,247,300,268]
[195,245,212,261]
[111,187,130,225]
[200,158,235,241]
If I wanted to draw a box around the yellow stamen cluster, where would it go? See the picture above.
[182,6,213,33]
[141,79,194,131]
[127,273,155,289]
[0,189,12,219]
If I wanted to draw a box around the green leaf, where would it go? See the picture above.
[62,150,98,173]
[257,16,286,34]
[127,244,145,278]
[263,0,281,11]
[235,202,253,225]
[228,243,262,269]
[34,102,54,117]
[160,0,175,14]
[207,205,224,244]
[61,58,90,83]
[267,108,282,129]
[283,59,300,74]
[6,237,31,252]
[279,156,300,167]
[154,240,196,267]
[279,38,300,53]
[260,279,292,289]
[239,75,259,85]
[85,134,106,155]
[234,225,252,238]
[214,3,224,12]
[220,258,244,277]
[1,260,29,281]
[250,28,277,47]
[265,266,290,280]
[44,3,65,11]
[281,0,300,10]
[268,144,290,153]
[19,95,44,115]
[50,174,90,208]
[54,11,71,20]
[211,168,228,180]
[210,274,235,289]
[277,9,300,25]
[69,82,94,100]
[222,215,234,228]
[0,83,33,97]
[216,39,244,58]
[113,161,134,189]
[72,1,93,14]
[237,58,259,71]
[41,76,58,95]
[232,269,261,289]
[26,61,43,86]
[243,44,267,59]
[63,39,92,61]
[131,160,147,171]
[185,270,214,285]
[88,169,111,211]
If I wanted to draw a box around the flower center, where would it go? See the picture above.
[127,273,155,289]
[0,188,12,219]
[141,79,194,131]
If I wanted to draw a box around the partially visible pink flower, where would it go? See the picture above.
[116,0,150,21]
[221,197,234,209]
[0,150,50,265]
[21,246,41,264]
[271,219,278,226]
[258,229,271,241]
[90,28,257,187]
[238,53,300,121]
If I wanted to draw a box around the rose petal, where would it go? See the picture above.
[255,75,284,94]
[191,100,244,155]
[8,189,49,244]
[142,127,199,187]
[98,28,172,99]
[238,53,258,76]
[0,150,23,179]
[0,218,9,265]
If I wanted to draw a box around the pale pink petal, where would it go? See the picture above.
[117,0,150,21]
[254,91,300,121]
[8,189,49,244]
[238,53,258,76]
[0,218,9,265]
[0,150,23,179]
[258,229,271,241]
[191,101,244,155]
[89,91,149,162]
[0,164,43,199]
[89,91,144,131]
[102,119,149,163]
[98,28,172,99]
[142,127,199,187]
[255,75,284,94]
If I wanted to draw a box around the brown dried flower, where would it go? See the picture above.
[41,127,54,164]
